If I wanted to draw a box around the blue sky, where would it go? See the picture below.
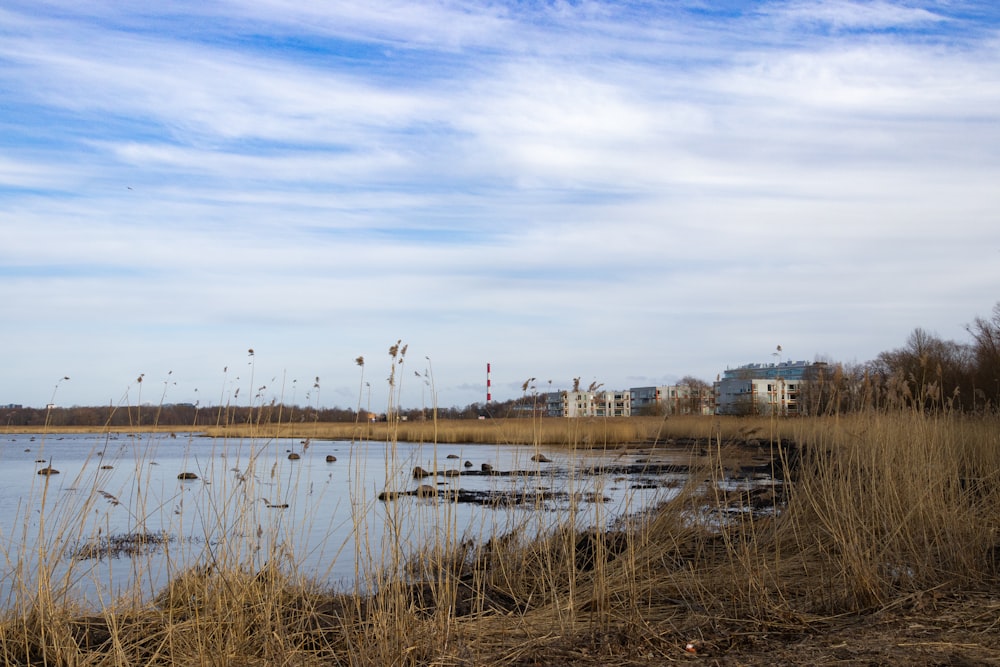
[2,1,999,411]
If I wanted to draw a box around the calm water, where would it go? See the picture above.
[0,433,681,609]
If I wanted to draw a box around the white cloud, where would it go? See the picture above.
[0,156,73,188]
[0,35,433,143]
[767,0,948,31]
[1,1,999,408]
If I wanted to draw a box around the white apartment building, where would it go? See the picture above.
[546,390,631,417]
[714,360,825,416]
[595,390,630,417]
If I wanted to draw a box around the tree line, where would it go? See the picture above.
[799,302,1000,414]
[1,396,532,428]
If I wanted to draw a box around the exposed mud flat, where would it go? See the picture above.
[69,530,174,561]
[381,437,793,512]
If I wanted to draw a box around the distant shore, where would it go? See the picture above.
[0,414,780,447]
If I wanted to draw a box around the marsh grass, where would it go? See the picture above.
[9,414,798,448]
[192,413,832,453]
[2,365,1000,664]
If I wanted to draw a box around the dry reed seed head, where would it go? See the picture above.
[356,356,365,367]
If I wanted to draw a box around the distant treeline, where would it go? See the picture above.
[1,396,542,428]
[797,301,1000,415]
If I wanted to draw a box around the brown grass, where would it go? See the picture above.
[2,411,1000,665]
[204,414,676,446]
[5,414,817,446]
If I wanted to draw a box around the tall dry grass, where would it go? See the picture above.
[195,413,796,447]
[10,414,816,448]
[435,410,1000,663]
[1,365,999,664]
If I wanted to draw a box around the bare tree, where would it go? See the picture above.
[966,302,1000,409]
[678,375,712,415]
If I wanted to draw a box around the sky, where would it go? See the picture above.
[2,1,999,411]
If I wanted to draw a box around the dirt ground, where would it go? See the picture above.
[494,591,1000,666]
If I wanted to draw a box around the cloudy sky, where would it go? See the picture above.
[2,1,999,411]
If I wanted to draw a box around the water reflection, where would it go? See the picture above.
[0,433,681,609]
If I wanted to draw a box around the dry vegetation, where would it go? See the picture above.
[2,411,1000,665]
[200,414,699,446]
[4,414,781,445]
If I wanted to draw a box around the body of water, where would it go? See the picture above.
[0,432,684,609]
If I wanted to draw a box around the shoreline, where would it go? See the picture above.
[1,413,785,444]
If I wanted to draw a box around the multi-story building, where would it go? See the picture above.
[630,386,664,414]
[595,390,630,417]
[630,385,713,415]
[546,390,631,417]
[546,381,724,418]
[714,360,826,416]
[546,390,594,417]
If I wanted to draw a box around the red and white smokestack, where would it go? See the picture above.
[486,363,492,403]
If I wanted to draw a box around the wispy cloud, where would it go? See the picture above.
[1,1,998,409]
[765,0,949,32]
